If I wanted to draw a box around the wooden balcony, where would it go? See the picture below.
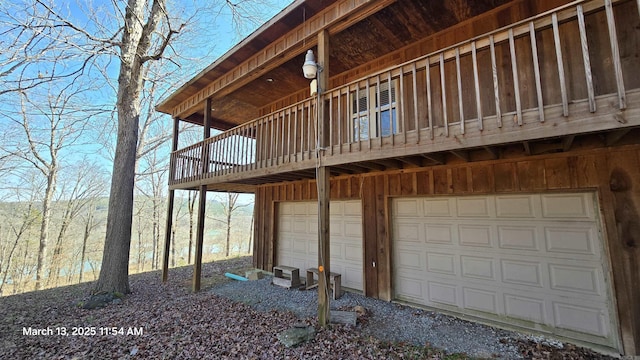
[169,0,640,192]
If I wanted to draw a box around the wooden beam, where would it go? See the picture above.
[562,135,575,152]
[450,150,470,162]
[317,29,331,327]
[193,99,212,292]
[397,156,424,167]
[162,117,180,282]
[523,141,531,156]
[420,153,445,165]
[606,129,631,146]
[372,159,402,169]
[483,146,499,160]
[355,162,386,171]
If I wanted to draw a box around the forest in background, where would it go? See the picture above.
[0,192,254,296]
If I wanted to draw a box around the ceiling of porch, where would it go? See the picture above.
[170,0,515,130]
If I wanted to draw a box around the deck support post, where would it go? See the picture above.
[316,29,331,326]
[162,117,180,282]
[193,98,212,292]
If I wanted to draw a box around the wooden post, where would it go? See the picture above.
[162,117,180,282]
[193,98,212,292]
[316,29,331,326]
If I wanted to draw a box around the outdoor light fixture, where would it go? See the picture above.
[302,49,318,79]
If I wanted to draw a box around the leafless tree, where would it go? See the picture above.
[0,82,103,290]
[210,192,252,258]
[47,161,107,286]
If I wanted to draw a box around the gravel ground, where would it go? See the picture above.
[1,257,617,359]
[211,274,610,359]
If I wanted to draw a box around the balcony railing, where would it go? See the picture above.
[170,0,640,188]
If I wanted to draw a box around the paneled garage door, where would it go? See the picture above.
[392,193,618,348]
[277,200,363,290]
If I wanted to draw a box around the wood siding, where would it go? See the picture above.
[253,144,640,354]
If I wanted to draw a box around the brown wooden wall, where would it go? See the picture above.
[253,144,640,355]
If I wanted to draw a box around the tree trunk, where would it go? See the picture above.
[79,209,94,284]
[95,0,167,294]
[36,171,56,290]
[226,206,231,257]
[247,214,254,255]
[188,191,195,264]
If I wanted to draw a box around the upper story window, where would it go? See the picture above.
[351,79,398,141]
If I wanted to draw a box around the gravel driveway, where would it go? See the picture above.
[212,275,529,359]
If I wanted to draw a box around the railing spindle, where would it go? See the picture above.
[529,21,545,122]
[439,53,449,137]
[376,75,382,147]
[455,48,465,134]
[412,63,419,143]
[605,0,626,109]
[388,72,395,146]
[400,68,407,143]
[329,94,334,155]
[337,89,342,153]
[509,29,523,125]
[426,59,434,139]
[577,5,596,113]
[490,35,502,128]
[471,41,483,131]
[366,78,372,149]
[552,13,569,117]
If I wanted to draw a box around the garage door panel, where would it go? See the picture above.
[459,225,493,248]
[463,287,499,313]
[395,199,420,216]
[496,195,538,218]
[541,193,593,219]
[344,244,362,262]
[395,222,420,242]
[500,260,544,287]
[456,197,493,217]
[425,224,455,244]
[343,265,363,289]
[545,226,597,255]
[461,256,495,281]
[426,252,456,275]
[396,276,424,300]
[498,226,540,250]
[504,294,547,323]
[428,281,458,306]
[423,198,453,217]
[277,200,363,291]
[392,193,617,348]
[553,302,608,336]
[345,220,362,237]
[549,264,602,296]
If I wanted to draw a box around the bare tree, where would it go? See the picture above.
[211,192,252,258]
[0,82,102,290]
[47,161,107,286]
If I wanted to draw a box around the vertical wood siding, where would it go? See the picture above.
[253,145,640,353]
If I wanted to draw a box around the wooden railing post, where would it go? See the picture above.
[162,116,180,282]
[193,98,211,292]
[317,29,331,327]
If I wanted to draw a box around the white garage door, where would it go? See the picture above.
[392,193,619,348]
[277,200,363,290]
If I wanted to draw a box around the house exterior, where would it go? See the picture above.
[157,0,640,355]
